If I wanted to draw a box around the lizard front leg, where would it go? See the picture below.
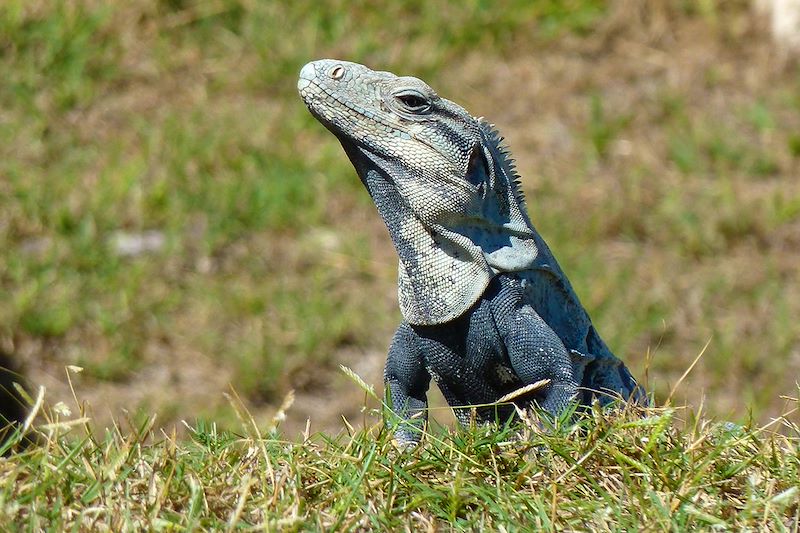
[384,321,431,446]
[491,276,578,419]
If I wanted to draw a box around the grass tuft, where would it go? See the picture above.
[0,386,797,529]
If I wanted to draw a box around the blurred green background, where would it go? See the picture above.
[1,0,798,435]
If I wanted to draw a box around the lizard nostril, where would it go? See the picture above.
[330,65,345,80]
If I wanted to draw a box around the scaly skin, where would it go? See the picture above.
[299,59,646,444]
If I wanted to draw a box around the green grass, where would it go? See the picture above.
[1,386,798,529]
[1,0,800,527]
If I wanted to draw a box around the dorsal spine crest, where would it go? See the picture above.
[477,119,527,207]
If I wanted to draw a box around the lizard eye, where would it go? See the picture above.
[394,90,431,113]
[329,65,345,80]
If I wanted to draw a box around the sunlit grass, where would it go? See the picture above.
[0,378,797,529]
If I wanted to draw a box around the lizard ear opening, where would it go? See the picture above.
[465,144,491,191]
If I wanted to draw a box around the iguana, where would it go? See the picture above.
[298,59,646,444]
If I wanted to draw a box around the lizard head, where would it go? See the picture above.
[298,60,482,211]
[299,60,539,324]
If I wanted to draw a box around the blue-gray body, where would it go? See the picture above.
[299,59,645,444]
